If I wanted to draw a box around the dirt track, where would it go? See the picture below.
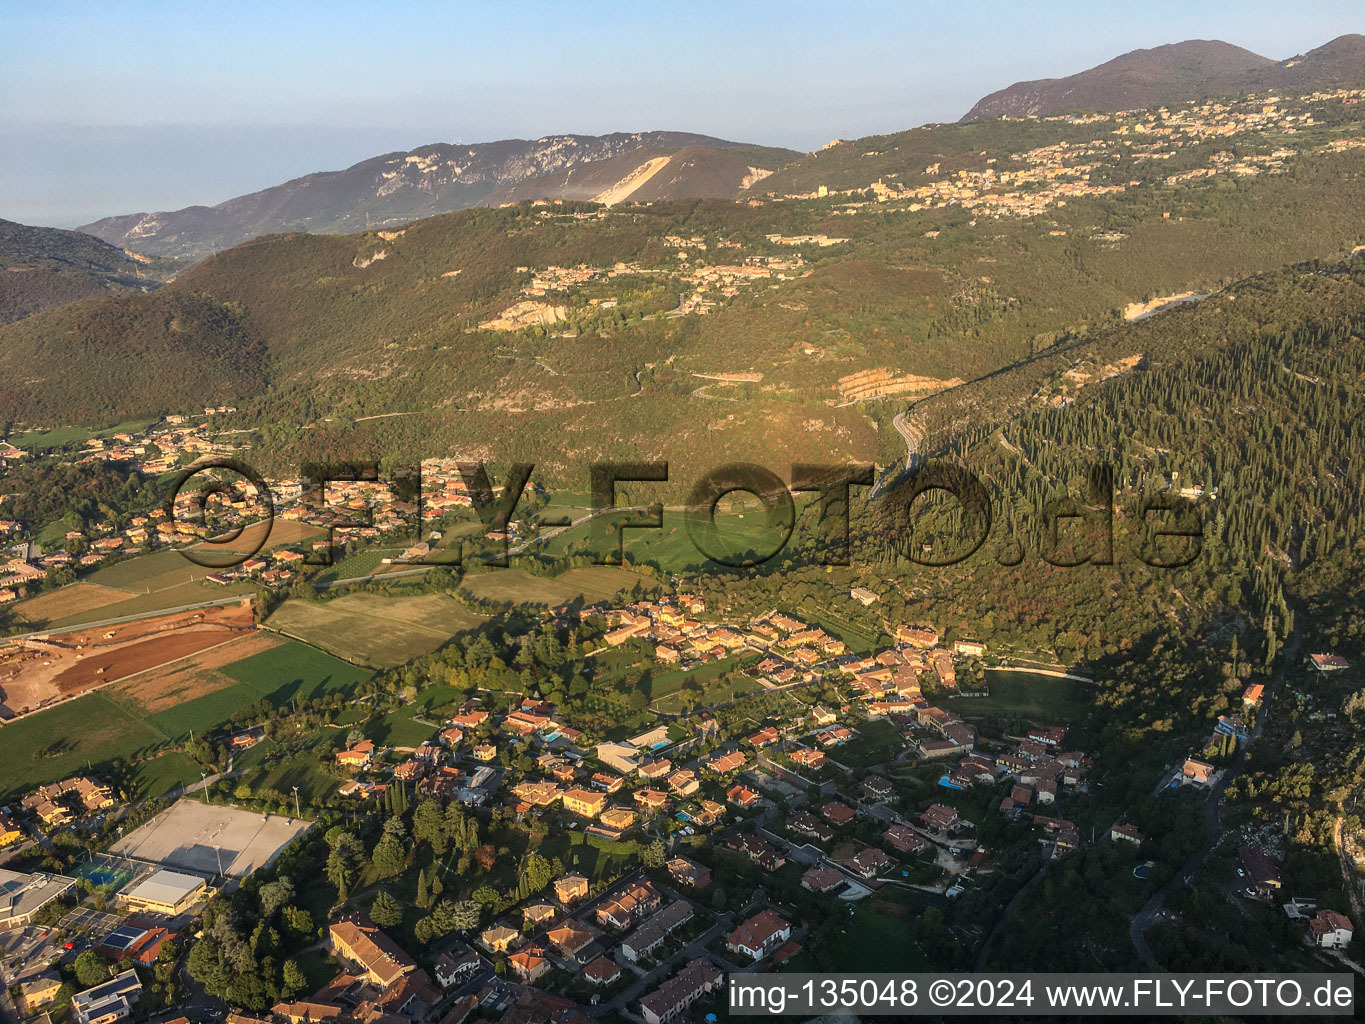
[0,601,256,716]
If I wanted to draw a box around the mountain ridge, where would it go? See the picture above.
[79,132,801,261]
[962,34,1365,121]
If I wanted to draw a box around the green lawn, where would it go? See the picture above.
[370,706,438,747]
[0,692,166,798]
[828,892,934,971]
[954,670,1093,724]
[840,718,905,770]
[132,751,206,800]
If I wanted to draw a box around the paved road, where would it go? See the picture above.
[1129,623,1301,965]
[892,410,923,469]
[871,409,924,498]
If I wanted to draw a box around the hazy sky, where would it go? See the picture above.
[3,0,1361,226]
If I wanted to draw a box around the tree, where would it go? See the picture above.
[282,959,307,997]
[371,889,402,929]
[258,878,295,918]
[416,868,430,909]
[372,832,407,878]
[474,844,497,873]
[641,838,665,868]
[326,832,365,898]
[523,852,553,893]
[413,800,448,855]
[75,949,112,987]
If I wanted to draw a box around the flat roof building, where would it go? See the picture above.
[119,869,207,917]
[0,868,78,929]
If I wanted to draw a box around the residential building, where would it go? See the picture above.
[801,865,846,893]
[1308,909,1354,948]
[666,855,711,889]
[328,918,416,987]
[639,958,724,1024]
[582,955,622,986]
[71,970,142,1024]
[507,946,550,983]
[595,879,662,930]
[554,873,589,904]
[727,909,792,961]
[1110,823,1144,845]
[621,900,693,961]
[562,788,607,818]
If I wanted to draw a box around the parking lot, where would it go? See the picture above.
[57,907,123,939]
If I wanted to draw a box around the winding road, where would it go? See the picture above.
[870,409,925,498]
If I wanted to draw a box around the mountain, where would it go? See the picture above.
[11,88,1365,488]
[0,218,176,325]
[79,133,799,261]
[961,34,1365,122]
[478,143,798,207]
[962,40,1274,121]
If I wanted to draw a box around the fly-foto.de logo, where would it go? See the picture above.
[163,458,1204,571]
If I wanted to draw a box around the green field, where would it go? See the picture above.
[955,669,1093,724]
[0,640,373,799]
[458,565,646,607]
[221,640,374,705]
[10,419,155,452]
[312,548,407,584]
[540,501,822,572]
[830,892,934,971]
[266,592,485,668]
[0,692,167,798]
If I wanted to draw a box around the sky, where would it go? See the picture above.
[3,0,1362,227]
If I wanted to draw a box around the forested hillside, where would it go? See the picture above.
[0,218,177,324]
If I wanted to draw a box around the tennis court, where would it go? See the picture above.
[71,859,137,891]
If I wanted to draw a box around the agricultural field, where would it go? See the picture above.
[219,639,373,706]
[196,516,322,554]
[11,583,133,625]
[0,638,371,798]
[0,691,166,797]
[312,548,409,584]
[457,565,645,607]
[43,578,258,629]
[265,592,485,668]
[0,602,257,717]
[9,419,155,452]
[109,631,284,714]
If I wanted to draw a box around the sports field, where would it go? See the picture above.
[265,592,484,668]
[107,798,312,878]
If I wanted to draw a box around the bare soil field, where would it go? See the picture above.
[11,583,134,625]
[109,631,285,714]
[0,601,257,717]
